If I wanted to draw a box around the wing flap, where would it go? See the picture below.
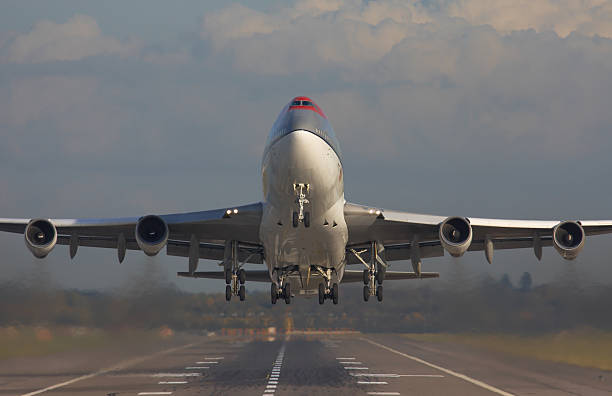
[342,270,439,283]
[177,270,271,282]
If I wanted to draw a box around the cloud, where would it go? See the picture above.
[2,14,139,63]
[445,0,612,38]
[198,0,612,160]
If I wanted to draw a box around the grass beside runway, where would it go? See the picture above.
[403,328,612,370]
[0,326,177,359]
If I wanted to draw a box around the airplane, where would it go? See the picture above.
[2,96,612,305]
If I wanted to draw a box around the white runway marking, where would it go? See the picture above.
[350,373,444,378]
[20,342,197,396]
[262,341,286,395]
[150,373,201,377]
[196,361,219,364]
[158,381,188,384]
[363,338,516,396]
[344,367,369,370]
[337,357,356,360]
[358,381,388,384]
[366,392,400,395]
[342,361,363,365]
[204,357,224,359]
[185,366,209,369]
[138,393,173,395]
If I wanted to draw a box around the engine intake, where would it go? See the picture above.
[439,216,473,257]
[135,215,169,256]
[553,221,585,260]
[24,219,57,258]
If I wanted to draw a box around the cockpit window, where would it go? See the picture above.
[301,101,313,106]
[292,100,301,106]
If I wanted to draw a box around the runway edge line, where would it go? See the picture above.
[361,337,515,396]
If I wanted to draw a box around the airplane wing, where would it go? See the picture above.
[0,202,264,266]
[344,202,612,267]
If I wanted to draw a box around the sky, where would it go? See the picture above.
[1,0,612,292]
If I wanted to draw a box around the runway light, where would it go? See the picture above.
[233,209,238,214]
[369,209,374,214]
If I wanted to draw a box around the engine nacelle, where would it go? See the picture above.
[439,216,473,257]
[135,215,169,256]
[24,219,57,258]
[553,221,585,260]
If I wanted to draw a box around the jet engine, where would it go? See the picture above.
[439,216,473,257]
[553,221,585,260]
[135,215,169,256]
[24,219,57,258]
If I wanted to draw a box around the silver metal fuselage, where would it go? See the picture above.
[260,101,348,295]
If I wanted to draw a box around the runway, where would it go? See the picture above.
[1,333,610,396]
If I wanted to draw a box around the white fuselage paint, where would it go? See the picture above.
[260,129,348,292]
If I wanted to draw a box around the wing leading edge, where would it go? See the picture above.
[345,201,612,265]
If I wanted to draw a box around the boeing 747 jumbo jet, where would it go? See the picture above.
[2,96,612,305]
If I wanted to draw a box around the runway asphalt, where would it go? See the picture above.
[1,332,610,396]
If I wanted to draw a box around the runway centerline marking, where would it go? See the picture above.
[362,338,515,396]
[158,381,187,384]
[342,361,363,364]
[337,357,356,360]
[358,381,389,384]
[150,373,201,377]
[20,342,197,396]
[262,340,286,395]
[366,393,400,395]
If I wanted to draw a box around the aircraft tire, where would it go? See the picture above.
[363,269,369,285]
[292,212,298,228]
[332,283,339,305]
[225,285,232,301]
[376,271,384,285]
[238,269,246,284]
[239,285,246,301]
[284,283,291,304]
[376,285,383,302]
[225,269,232,285]
[304,212,310,228]
[318,283,325,305]
[271,283,278,304]
[363,286,370,302]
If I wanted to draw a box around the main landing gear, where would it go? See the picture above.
[225,268,247,302]
[318,282,339,305]
[224,240,248,302]
[271,281,292,304]
[351,241,386,303]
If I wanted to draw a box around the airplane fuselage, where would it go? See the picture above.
[260,97,348,295]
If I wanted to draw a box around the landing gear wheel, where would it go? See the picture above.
[376,285,383,302]
[238,269,246,284]
[225,269,232,285]
[271,283,278,304]
[376,271,384,285]
[225,285,232,301]
[304,212,310,228]
[239,285,246,301]
[284,283,291,304]
[363,269,369,285]
[318,283,325,305]
[292,212,298,228]
[332,283,339,305]
[363,285,370,302]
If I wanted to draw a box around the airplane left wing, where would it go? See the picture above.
[345,202,612,268]
[0,202,264,265]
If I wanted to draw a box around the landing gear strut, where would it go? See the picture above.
[223,241,251,302]
[351,241,386,303]
[271,273,292,305]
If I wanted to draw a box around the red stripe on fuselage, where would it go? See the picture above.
[288,105,327,119]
